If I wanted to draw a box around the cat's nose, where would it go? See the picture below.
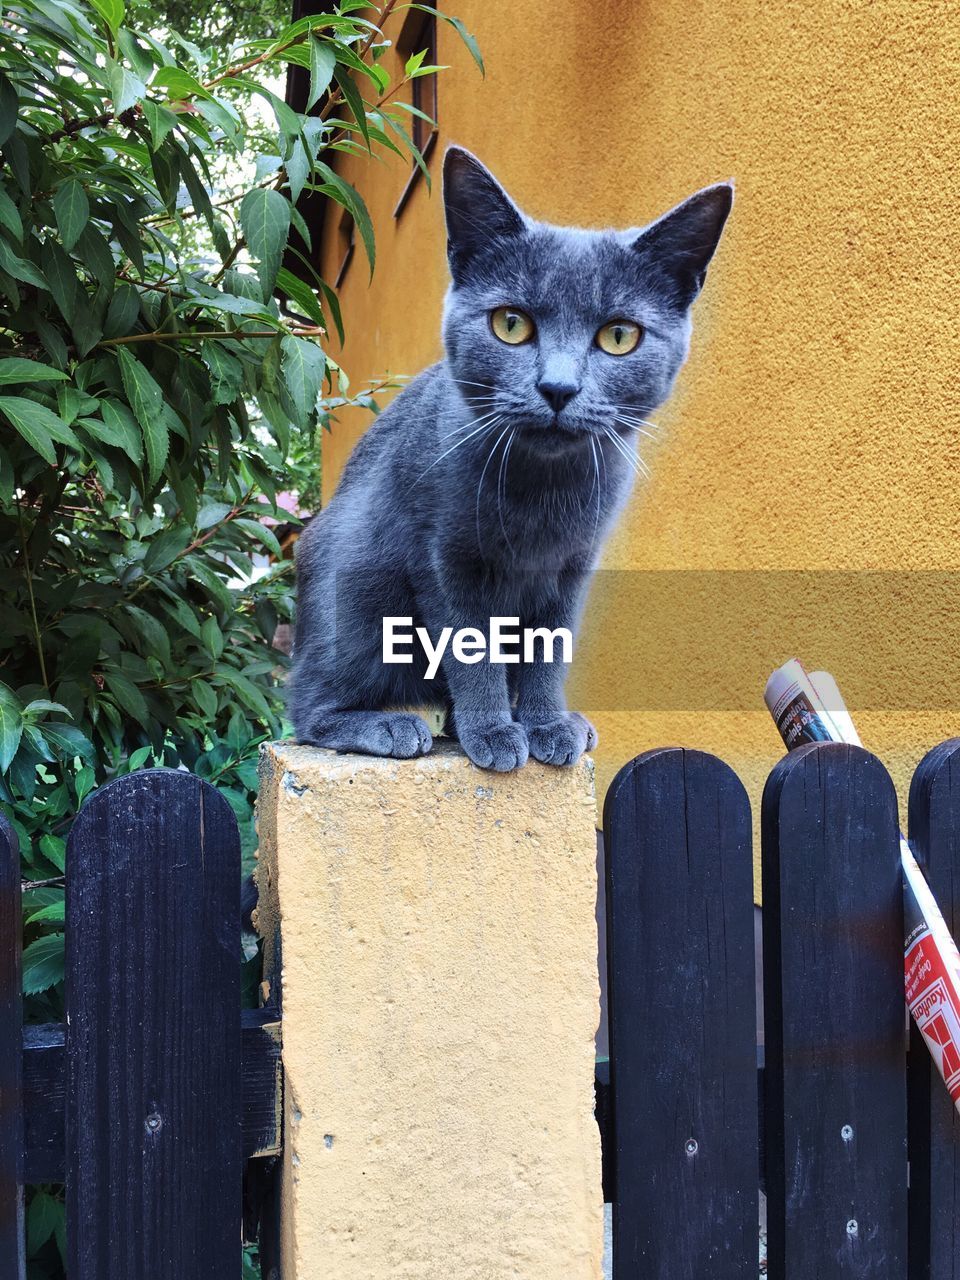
[537,379,580,414]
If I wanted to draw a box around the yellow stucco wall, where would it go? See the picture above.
[257,741,603,1278]
[317,1,960,881]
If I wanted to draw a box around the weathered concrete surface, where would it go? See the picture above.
[257,741,603,1280]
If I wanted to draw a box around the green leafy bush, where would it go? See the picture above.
[0,0,480,1269]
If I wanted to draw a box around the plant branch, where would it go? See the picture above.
[14,492,49,691]
[98,325,324,347]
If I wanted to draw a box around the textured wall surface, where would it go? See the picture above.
[317,1,960,881]
[257,741,603,1279]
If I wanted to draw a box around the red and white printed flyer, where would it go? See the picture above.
[765,659,960,1115]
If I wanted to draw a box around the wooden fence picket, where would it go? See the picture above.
[761,742,907,1278]
[907,738,960,1280]
[65,769,242,1280]
[0,812,24,1280]
[603,747,758,1279]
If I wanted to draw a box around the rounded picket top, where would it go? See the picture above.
[762,738,899,840]
[603,745,750,838]
[909,736,960,863]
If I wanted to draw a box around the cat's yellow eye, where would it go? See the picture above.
[491,307,535,345]
[596,319,642,356]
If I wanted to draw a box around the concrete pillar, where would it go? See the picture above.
[256,740,603,1280]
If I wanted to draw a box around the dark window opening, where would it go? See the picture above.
[393,11,439,218]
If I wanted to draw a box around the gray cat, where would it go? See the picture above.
[289,147,731,771]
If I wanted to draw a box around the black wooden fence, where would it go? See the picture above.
[603,739,960,1279]
[0,770,282,1280]
[1,741,959,1278]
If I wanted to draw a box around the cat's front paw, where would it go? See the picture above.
[524,712,598,766]
[458,721,529,772]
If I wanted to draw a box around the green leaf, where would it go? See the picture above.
[128,745,152,770]
[125,604,172,665]
[22,933,65,995]
[75,764,96,803]
[23,699,72,716]
[333,67,369,150]
[0,681,23,772]
[43,722,95,762]
[39,833,66,872]
[234,517,282,557]
[103,671,148,719]
[214,666,273,720]
[25,900,66,926]
[0,444,10,503]
[0,358,68,386]
[285,138,309,204]
[308,36,337,111]
[104,282,141,337]
[27,1189,63,1255]
[141,99,177,151]
[276,267,325,329]
[414,7,485,75]
[0,396,80,464]
[315,162,375,275]
[0,188,22,241]
[151,66,212,102]
[0,237,47,288]
[97,400,144,464]
[318,278,344,345]
[281,334,325,428]
[240,188,291,302]
[43,239,81,325]
[0,72,16,148]
[197,499,233,529]
[203,343,243,405]
[116,347,168,484]
[91,0,125,34]
[201,615,224,659]
[192,679,218,717]
[76,223,116,281]
[143,526,191,573]
[53,179,89,252]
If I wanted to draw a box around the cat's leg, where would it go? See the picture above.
[298,706,434,758]
[423,564,528,772]
[291,551,434,759]
[514,572,598,767]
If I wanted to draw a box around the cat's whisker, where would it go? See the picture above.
[497,427,517,553]
[446,406,502,435]
[476,422,514,561]
[614,417,660,444]
[589,435,602,551]
[441,407,504,440]
[413,414,505,486]
[614,415,662,433]
[603,426,651,481]
[609,408,663,433]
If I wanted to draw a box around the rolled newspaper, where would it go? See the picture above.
[765,659,960,1113]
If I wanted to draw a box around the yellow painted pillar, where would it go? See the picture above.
[256,741,604,1280]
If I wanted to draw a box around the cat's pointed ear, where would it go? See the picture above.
[632,183,734,307]
[443,146,526,282]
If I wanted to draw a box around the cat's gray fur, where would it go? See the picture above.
[289,148,731,770]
